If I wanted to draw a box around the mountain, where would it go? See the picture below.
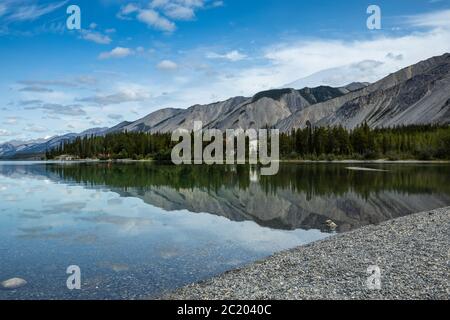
[122,98,246,133]
[0,128,108,159]
[121,108,184,133]
[209,87,348,130]
[338,82,371,94]
[118,86,349,134]
[278,53,450,131]
[0,143,17,158]
[103,121,133,135]
[1,53,449,159]
[0,138,52,159]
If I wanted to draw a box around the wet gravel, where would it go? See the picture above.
[165,207,450,300]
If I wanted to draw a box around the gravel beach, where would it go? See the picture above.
[165,207,450,300]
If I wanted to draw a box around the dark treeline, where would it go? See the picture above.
[46,132,174,161]
[47,124,450,161]
[280,124,450,160]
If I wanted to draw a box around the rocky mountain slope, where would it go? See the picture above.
[278,53,450,131]
[120,86,349,133]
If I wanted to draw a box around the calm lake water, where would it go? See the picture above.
[1,161,450,299]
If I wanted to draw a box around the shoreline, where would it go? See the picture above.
[281,159,450,164]
[1,159,450,164]
[163,207,450,300]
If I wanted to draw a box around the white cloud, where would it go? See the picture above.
[206,50,247,61]
[18,79,78,88]
[211,1,224,7]
[157,59,178,70]
[0,4,7,17]
[119,0,221,32]
[24,125,47,133]
[120,3,139,16]
[405,9,450,29]
[3,0,68,22]
[284,60,384,89]
[26,104,87,116]
[78,84,151,106]
[164,3,195,20]
[0,129,13,136]
[3,117,19,125]
[90,120,102,126]
[108,114,123,120]
[19,86,53,93]
[17,100,42,106]
[99,47,134,59]
[150,0,206,19]
[80,30,112,45]
[137,9,176,32]
[386,52,404,61]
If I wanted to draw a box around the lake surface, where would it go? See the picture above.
[1,162,450,299]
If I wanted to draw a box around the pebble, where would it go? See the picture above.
[325,219,338,230]
[1,278,27,290]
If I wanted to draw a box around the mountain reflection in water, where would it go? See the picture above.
[3,162,450,233]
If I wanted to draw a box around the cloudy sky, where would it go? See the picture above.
[1,0,450,142]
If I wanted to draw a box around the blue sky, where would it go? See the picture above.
[1,0,450,142]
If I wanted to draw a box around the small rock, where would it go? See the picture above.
[1,278,27,290]
[325,220,338,230]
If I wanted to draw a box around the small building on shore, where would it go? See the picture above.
[54,154,78,161]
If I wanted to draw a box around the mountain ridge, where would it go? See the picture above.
[276,53,450,131]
